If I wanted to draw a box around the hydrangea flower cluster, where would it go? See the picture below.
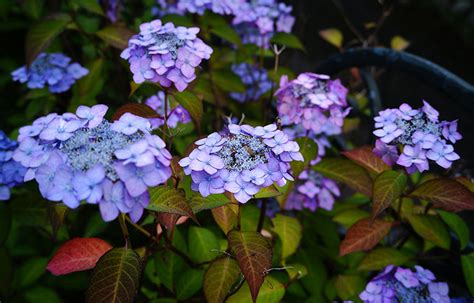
[13,105,172,222]
[373,101,462,173]
[179,122,303,203]
[99,0,120,22]
[230,63,272,103]
[121,19,213,92]
[153,0,243,16]
[0,131,26,200]
[232,0,295,48]
[11,53,88,93]
[359,265,450,303]
[145,92,191,129]
[276,73,350,136]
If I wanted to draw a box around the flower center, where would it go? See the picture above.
[216,133,269,172]
[394,112,441,145]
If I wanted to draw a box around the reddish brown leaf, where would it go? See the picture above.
[409,178,474,211]
[96,23,135,50]
[339,219,392,256]
[204,257,241,303]
[342,146,391,174]
[372,171,407,219]
[157,213,180,232]
[47,238,112,275]
[212,205,237,234]
[228,231,272,303]
[112,103,163,121]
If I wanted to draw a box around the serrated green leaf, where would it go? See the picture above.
[189,194,229,214]
[291,137,318,177]
[213,69,246,93]
[25,13,71,64]
[333,209,370,228]
[71,0,104,15]
[334,275,365,300]
[14,257,48,289]
[461,253,474,296]
[407,215,451,250]
[96,23,134,49]
[318,28,343,48]
[438,210,470,250]
[22,0,44,19]
[204,257,241,303]
[314,158,373,197]
[171,91,203,131]
[372,170,407,219]
[147,186,197,222]
[188,226,220,264]
[86,248,142,303]
[175,268,204,300]
[23,286,61,303]
[202,13,241,45]
[339,218,392,256]
[272,214,302,260]
[228,231,272,302]
[286,263,308,280]
[270,32,305,50]
[227,276,285,303]
[358,248,411,271]
[212,204,238,234]
[155,229,187,292]
[254,185,281,199]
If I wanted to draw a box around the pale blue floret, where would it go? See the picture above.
[292,80,329,107]
[217,133,270,172]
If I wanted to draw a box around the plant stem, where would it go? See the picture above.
[119,213,131,248]
[125,216,158,241]
[257,200,267,232]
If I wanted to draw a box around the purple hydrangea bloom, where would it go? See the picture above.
[0,131,26,200]
[372,101,462,173]
[276,73,350,137]
[152,0,244,17]
[13,105,172,222]
[145,92,191,129]
[11,53,88,93]
[121,19,212,92]
[99,0,121,22]
[230,63,272,103]
[179,121,303,203]
[360,265,452,303]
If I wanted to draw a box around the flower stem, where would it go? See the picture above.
[119,213,131,249]
[257,200,267,232]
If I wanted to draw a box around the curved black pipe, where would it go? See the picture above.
[315,48,474,112]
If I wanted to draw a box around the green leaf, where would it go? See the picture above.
[23,287,61,303]
[270,32,305,50]
[407,215,451,250]
[188,226,220,264]
[254,185,281,199]
[213,69,246,93]
[25,13,72,64]
[14,257,48,289]
[437,210,470,250]
[189,194,229,214]
[339,218,392,256]
[22,0,44,19]
[71,0,104,15]
[203,13,241,45]
[0,247,13,296]
[286,263,308,280]
[175,269,204,300]
[391,35,410,51]
[342,146,391,174]
[334,275,365,300]
[227,276,285,303]
[228,231,272,302]
[86,248,142,303]
[272,214,302,260]
[155,229,187,292]
[291,137,318,177]
[96,23,134,50]
[204,257,241,303]
[314,158,373,197]
[212,204,238,234]
[358,248,411,271]
[372,170,407,219]
[112,103,163,121]
[70,58,105,109]
[461,253,474,296]
[147,186,197,223]
[0,203,11,245]
[409,178,474,211]
[333,209,370,229]
[171,91,203,131]
[318,28,343,48]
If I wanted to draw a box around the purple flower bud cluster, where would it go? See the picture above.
[153,0,243,16]
[13,105,172,222]
[0,131,26,200]
[232,0,295,48]
[145,92,191,129]
[360,265,450,303]
[121,19,213,92]
[11,53,88,93]
[99,0,120,22]
[373,101,461,174]
[179,122,303,203]
[276,73,350,137]
[230,63,272,103]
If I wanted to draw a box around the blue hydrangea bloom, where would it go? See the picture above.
[11,53,88,93]
[230,63,272,103]
[0,131,26,200]
[152,0,243,17]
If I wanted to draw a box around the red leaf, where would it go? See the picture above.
[342,146,391,174]
[47,238,112,276]
[409,178,474,211]
[339,219,392,256]
[112,103,163,121]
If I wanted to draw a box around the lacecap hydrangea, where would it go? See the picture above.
[145,92,191,129]
[11,53,88,93]
[232,0,295,48]
[121,19,213,92]
[359,265,450,303]
[0,131,26,200]
[152,0,244,16]
[373,101,461,174]
[179,122,304,203]
[230,63,272,103]
[276,73,351,136]
[13,105,172,222]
